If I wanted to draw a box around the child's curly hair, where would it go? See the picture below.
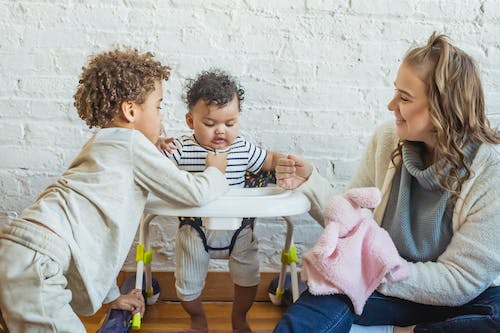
[74,48,171,128]
[185,69,244,111]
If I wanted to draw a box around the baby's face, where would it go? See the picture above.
[186,95,240,151]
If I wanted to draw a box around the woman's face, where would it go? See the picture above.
[387,62,435,149]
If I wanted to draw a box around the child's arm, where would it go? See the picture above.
[133,132,229,207]
[261,151,286,172]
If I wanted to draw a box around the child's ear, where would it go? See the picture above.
[120,101,136,124]
[185,112,195,129]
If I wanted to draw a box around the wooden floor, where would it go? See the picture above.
[81,301,285,332]
[81,271,286,332]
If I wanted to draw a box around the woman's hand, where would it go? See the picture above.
[108,289,145,316]
[156,137,176,154]
[206,152,228,174]
[276,154,313,189]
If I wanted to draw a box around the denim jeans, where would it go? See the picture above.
[273,287,500,333]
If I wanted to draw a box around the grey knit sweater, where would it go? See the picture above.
[382,142,478,262]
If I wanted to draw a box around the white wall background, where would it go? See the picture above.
[1,0,499,272]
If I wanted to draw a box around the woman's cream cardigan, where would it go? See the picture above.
[299,122,500,306]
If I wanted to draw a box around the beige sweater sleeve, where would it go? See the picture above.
[299,123,397,226]
[132,131,229,208]
[297,168,336,226]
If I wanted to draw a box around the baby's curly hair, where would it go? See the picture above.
[74,48,171,128]
[185,69,244,111]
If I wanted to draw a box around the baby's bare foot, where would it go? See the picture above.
[232,320,252,333]
[189,316,208,332]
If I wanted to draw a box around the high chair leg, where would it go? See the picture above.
[283,216,299,302]
[271,216,299,305]
[133,214,155,330]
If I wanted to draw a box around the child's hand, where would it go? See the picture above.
[156,137,176,154]
[206,152,227,174]
[275,154,313,189]
[108,289,145,316]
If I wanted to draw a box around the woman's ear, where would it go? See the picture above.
[185,112,194,129]
[120,101,136,124]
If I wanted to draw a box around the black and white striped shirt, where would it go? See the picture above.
[164,135,267,187]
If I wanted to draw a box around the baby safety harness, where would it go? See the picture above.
[177,170,276,256]
[178,217,254,255]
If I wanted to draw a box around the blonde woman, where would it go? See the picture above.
[274,33,500,333]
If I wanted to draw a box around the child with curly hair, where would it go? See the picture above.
[0,49,229,332]
[161,69,284,332]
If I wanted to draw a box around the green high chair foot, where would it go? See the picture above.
[131,313,141,330]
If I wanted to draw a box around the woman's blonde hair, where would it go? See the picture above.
[393,32,500,196]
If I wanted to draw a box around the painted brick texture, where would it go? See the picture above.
[1,0,499,272]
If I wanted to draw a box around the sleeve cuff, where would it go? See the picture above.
[103,284,121,304]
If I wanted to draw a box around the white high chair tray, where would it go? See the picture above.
[145,187,310,218]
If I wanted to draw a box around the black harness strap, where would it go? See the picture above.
[179,217,255,255]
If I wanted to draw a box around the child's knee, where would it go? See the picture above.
[229,254,260,287]
[175,278,205,302]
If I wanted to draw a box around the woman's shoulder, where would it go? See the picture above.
[460,143,500,197]
[373,121,397,139]
[370,121,399,152]
[473,142,500,172]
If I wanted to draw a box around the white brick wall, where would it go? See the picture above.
[1,0,499,273]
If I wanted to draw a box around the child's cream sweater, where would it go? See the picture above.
[20,128,229,315]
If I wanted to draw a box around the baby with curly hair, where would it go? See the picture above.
[160,69,284,332]
[0,49,229,332]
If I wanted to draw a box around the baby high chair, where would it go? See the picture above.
[98,171,310,331]
[134,171,310,329]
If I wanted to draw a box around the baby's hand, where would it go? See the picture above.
[156,137,176,154]
[108,289,145,316]
[206,152,227,174]
[275,154,312,189]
